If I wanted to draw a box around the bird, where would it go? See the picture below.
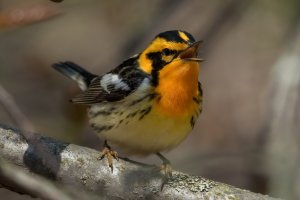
[52,30,203,177]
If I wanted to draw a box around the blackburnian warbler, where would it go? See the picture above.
[53,30,203,176]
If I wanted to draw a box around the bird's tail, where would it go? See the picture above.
[52,61,96,91]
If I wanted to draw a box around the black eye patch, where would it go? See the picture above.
[146,52,166,70]
[162,48,177,56]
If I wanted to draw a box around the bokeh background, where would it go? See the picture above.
[1,0,300,199]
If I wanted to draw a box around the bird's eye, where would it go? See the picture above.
[162,48,172,56]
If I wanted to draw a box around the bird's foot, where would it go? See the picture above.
[161,162,173,178]
[156,152,173,178]
[157,153,173,191]
[98,141,119,172]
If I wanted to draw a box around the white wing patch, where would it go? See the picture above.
[100,73,130,93]
[139,78,151,90]
[75,75,88,91]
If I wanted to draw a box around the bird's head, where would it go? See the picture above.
[138,30,203,83]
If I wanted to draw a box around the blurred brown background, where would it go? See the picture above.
[1,0,300,199]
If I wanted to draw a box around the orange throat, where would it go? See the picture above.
[154,60,199,116]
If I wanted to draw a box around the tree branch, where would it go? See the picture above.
[0,124,279,200]
[0,158,73,200]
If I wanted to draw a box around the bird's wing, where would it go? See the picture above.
[71,56,151,104]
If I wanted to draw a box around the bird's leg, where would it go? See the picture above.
[99,140,119,172]
[156,152,172,177]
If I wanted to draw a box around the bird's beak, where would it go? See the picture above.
[177,40,204,62]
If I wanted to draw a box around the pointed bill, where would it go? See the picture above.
[177,40,204,62]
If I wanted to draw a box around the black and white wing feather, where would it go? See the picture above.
[52,61,97,91]
[70,56,151,104]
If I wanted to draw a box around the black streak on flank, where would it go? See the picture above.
[190,116,195,128]
[199,107,203,113]
[193,97,200,104]
[128,111,138,118]
[129,94,153,106]
[90,110,111,117]
[198,82,203,96]
[139,108,148,114]
[139,106,152,120]
[148,93,156,101]
[143,106,151,115]
[155,95,162,103]
[92,125,114,132]
[126,114,130,119]
[90,106,116,117]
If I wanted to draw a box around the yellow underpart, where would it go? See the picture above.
[89,81,196,155]
[154,59,199,116]
[178,31,190,42]
[102,108,193,155]
[138,38,189,74]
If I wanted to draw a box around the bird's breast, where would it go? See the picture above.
[154,60,199,117]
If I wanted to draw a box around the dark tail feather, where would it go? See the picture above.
[52,61,96,90]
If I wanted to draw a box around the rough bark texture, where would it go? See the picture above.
[0,124,279,200]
